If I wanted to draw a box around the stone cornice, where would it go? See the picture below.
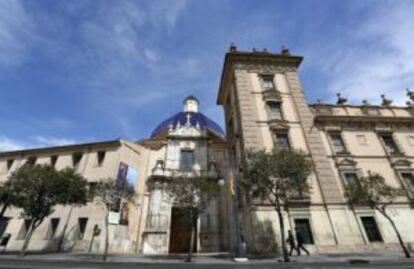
[217,51,303,105]
[314,114,414,125]
[0,139,123,158]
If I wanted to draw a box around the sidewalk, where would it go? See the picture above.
[0,252,413,265]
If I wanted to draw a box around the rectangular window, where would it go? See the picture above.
[77,218,88,240]
[294,218,314,244]
[273,132,290,150]
[6,159,14,171]
[329,133,346,154]
[267,102,282,120]
[72,153,83,169]
[401,172,414,191]
[26,156,37,166]
[88,182,98,200]
[261,75,275,91]
[97,151,106,166]
[379,134,400,154]
[48,218,60,239]
[0,217,10,238]
[18,219,32,240]
[343,172,359,186]
[180,150,194,171]
[50,155,58,167]
[361,216,383,242]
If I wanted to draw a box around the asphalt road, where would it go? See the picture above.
[0,259,414,269]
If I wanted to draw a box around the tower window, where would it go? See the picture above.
[329,133,347,154]
[361,216,383,242]
[343,172,359,186]
[273,132,290,150]
[180,150,194,171]
[294,218,314,244]
[379,134,400,154]
[266,102,282,120]
[261,75,275,91]
[97,151,106,166]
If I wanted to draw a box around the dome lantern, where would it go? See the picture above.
[183,95,199,113]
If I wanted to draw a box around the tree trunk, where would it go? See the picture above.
[20,220,36,257]
[103,211,109,261]
[57,206,73,252]
[378,208,411,258]
[186,217,197,263]
[276,208,289,262]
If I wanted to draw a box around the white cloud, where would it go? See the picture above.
[33,136,77,147]
[319,2,414,105]
[0,136,26,151]
[0,136,79,152]
[0,0,34,68]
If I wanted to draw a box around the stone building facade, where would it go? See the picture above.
[217,45,414,254]
[0,46,414,255]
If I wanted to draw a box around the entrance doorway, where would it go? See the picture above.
[169,207,197,253]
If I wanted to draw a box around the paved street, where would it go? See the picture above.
[0,253,413,269]
[0,259,414,269]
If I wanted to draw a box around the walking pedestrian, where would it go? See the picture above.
[295,227,310,256]
[286,230,298,256]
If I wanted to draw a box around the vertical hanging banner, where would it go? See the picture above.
[116,162,128,186]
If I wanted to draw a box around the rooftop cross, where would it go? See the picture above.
[185,113,192,126]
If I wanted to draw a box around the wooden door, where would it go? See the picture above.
[169,207,196,253]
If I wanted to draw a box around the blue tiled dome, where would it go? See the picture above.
[151,111,225,138]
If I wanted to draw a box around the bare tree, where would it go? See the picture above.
[94,177,135,261]
[243,149,311,262]
[346,171,411,258]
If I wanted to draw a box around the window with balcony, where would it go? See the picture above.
[361,216,383,242]
[261,75,275,91]
[343,172,359,186]
[273,132,290,150]
[266,101,282,120]
[379,133,400,154]
[329,133,347,154]
[180,150,194,171]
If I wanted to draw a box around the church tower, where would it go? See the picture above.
[217,45,342,253]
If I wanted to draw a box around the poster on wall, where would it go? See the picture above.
[108,211,120,225]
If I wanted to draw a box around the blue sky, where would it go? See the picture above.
[1,0,414,151]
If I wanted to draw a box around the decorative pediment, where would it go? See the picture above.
[336,157,357,168]
[391,159,412,168]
